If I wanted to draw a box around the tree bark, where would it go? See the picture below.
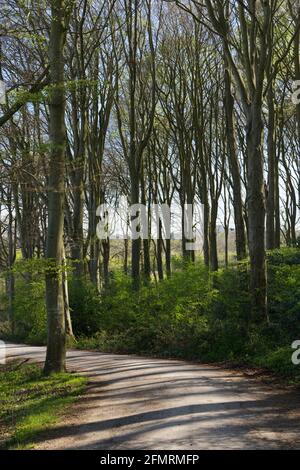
[209,202,218,272]
[157,219,164,281]
[141,170,151,281]
[62,247,74,339]
[246,106,267,319]
[44,0,69,375]
[224,65,246,260]
[7,191,16,333]
[165,238,171,278]
[130,175,141,289]
[266,83,276,250]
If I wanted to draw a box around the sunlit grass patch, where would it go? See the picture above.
[0,361,86,449]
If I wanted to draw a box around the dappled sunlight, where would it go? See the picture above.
[5,343,300,450]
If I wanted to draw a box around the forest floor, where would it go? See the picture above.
[4,342,300,450]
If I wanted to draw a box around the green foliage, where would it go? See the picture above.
[6,257,57,344]
[76,264,214,358]
[267,247,300,266]
[253,347,300,383]
[76,250,300,382]
[2,258,71,344]
[4,248,300,383]
[68,278,102,336]
[0,362,86,449]
[13,277,47,345]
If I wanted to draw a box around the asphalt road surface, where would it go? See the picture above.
[5,342,300,450]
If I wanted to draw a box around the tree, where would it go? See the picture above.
[44,0,72,375]
[180,0,273,317]
[114,0,157,288]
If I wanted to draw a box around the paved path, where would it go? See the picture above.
[5,342,300,450]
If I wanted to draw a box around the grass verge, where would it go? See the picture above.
[0,361,86,449]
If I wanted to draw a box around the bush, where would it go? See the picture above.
[68,278,102,336]
[4,248,300,383]
[267,247,300,266]
[13,278,46,344]
[1,259,48,344]
[76,250,300,382]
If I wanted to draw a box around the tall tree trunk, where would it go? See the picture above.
[224,65,246,260]
[274,134,281,248]
[143,238,151,281]
[89,185,100,291]
[141,171,151,281]
[62,247,74,339]
[102,239,110,288]
[165,238,171,278]
[157,219,164,281]
[294,8,300,147]
[223,185,229,268]
[294,8,300,227]
[71,166,84,278]
[266,83,276,250]
[209,202,218,272]
[124,238,128,275]
[202,197,210,268]
[130,175,141,289]
[44,0,68,375]
[7,192,15,333]
[246,106,267,319]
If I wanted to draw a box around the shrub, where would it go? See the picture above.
[13,277,46,344]
[68,278,102,336]
[267,247,300,266]
[4,248,300,383]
